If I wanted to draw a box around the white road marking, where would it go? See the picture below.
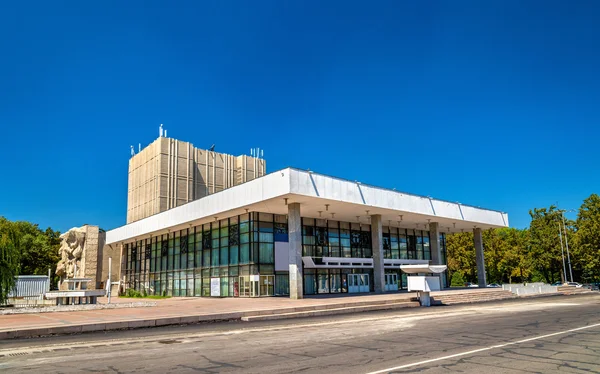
[366,322,600,374]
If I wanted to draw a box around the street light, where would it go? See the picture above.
[558,222,567,283]
[558,208,576,283]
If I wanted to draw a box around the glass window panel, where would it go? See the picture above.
[259,232,273,243]
[303,245,315,257]
[174,237,180,255]
[220,224,228,238]
[259,213,273,222]
[330,246,341,257]
[423,234,431,260]
[202,250,210,268]
[211,249,219,267]
[240,233,250,244]
[259,243,274,264]
[240,244,250,264]
[229,245,239,265]
[195,251,202,268]
[220,247,229,266]
[259,221,273,233]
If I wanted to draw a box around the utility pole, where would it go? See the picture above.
[558,223,567,283]
[561,212,574,282]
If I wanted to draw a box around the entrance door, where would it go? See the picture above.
[259,275,274,296]
[349,274,370,293]
[250,279,259,297]
[385,274,399,291]
[348,274,359,293]
[359,274,370,293]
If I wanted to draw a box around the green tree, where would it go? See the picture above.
[495,228,531,284]
[0,221,20,304]
[446,232,476,283]
[0,217,62,290]
[528,206,567,284]
[575,194,600,283]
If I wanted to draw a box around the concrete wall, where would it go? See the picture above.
[127,137,266,223]
[100,242,122,295]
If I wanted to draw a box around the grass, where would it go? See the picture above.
[122,289,171,299]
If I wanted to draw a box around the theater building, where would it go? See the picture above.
[105,167,509,298]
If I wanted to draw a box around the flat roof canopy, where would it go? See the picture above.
[400,265,448,274]
[106,168,509,245]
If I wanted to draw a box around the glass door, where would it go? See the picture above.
[385,274,399,291]
[348,274,359,293]
[359,274,370,293]
[259,275,274,296]
[250,279,259,297]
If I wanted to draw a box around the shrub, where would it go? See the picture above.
[450,271,466,287]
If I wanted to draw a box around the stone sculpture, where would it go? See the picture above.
[56,227,87,279]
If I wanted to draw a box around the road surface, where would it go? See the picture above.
[1,294,599,373]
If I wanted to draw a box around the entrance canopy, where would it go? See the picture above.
[302,256,429,269]
[400,264,447,274]
[107,168,509,245]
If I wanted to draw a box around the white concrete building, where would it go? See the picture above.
[105,168,508,298]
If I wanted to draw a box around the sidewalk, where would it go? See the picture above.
[0,289,505,340]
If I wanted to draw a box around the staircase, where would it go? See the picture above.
[431,290,516,306]
[241,299,419,322]
[557,286,595,295]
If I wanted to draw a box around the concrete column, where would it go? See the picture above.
[371,214,385,293]
[473,228,487,288]
[288,203,303,299]
[429,222,446,288]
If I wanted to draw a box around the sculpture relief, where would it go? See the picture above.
[56,227,87,279]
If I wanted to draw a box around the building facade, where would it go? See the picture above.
[127,136,266,223]
[121,212,448,297]
[107,168,508,298]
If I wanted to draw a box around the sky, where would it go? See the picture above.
[1,1,598,233]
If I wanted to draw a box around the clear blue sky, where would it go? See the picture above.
[1,1,598,233]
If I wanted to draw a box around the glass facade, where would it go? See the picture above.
[124,212,288,297]
[124,211,448,297]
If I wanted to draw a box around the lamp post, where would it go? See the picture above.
[558,222,567,283]
[560,210,575,283]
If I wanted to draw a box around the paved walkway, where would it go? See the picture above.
[0,288,503,338]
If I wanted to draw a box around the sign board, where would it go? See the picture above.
[210,278,221,297]
[407,276,441,292]
[250,275,260,282]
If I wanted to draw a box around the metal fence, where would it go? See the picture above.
[8,275,50,299]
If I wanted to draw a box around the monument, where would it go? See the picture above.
[56,225,105,290]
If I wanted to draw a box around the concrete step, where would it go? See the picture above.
[558,287,596,295]
[241,301,419,322]
[244,297,414,317]
[431,291,516,306]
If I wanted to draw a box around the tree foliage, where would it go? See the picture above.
[0,217,62,296]
[574,194,600,282]
[446,194,600,285]
[0,220,21,304]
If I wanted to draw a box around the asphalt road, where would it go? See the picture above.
[1,294,599,373]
